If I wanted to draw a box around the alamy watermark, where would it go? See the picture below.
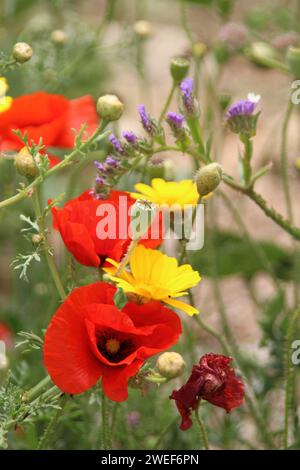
[95,196,205,251]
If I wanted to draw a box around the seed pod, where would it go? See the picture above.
[170,57,190,83]
[12,42,33,63]
[195,163,223,197]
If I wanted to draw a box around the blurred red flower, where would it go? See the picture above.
[44,282,182,401]
[170,353,245,430]
[52,190,163,267]
[0,322,13,348]
[0,91,98,166]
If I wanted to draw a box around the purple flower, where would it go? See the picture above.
[127,411,140,427]
[95,176,107,185]
[109,134,124,154]
[105,156,119,167]
[138,104,152,133]
[122,130,138,145]
[94,160,105,172]
[180,78,195,114]
[166,112,185,129]
[226,93,260,119]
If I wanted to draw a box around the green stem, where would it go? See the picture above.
[159,81,177,123]
[32,189,66,300]
[280,101,294,222]
[154,416,178,450]
[0,125,109,211]
[179,0,194,46]
[194,403,210,450]
[186,117,206,166]
[222,174,300,240]
[37,394,68,450]
[283,305,300,449]
[24,375,52,402]
[101,394,112,450]
[241,135,253,186]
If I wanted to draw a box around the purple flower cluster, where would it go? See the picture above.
[166,112,185,129]
[109,133,124,154]
[138,104,154,134]
[226,100,256,119]
[180,78,195,114]
[122,130,138,145]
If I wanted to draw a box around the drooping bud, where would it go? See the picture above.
[15,147,40,178]
[156,352,186,379]
[12,42,33,63]
[246,42,278,68]
[51,29,69,45]
[97,94,124,121]
[170,57,190,83]
[0,341,8,382]
[287,46,300,77]
[195,163,223,197]
[134,20,152,39]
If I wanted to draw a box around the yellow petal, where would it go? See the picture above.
[163,297,199,316]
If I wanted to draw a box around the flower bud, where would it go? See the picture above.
[195,163,223,197]
[12,42,33,63]
[156,352,186,379]
[287,47,300,77]
[97,94,124,121]
[192,42,207,59]
[15,147,39,178]
[51,29,69,45]
[134,20,152,39]
[170,57,190,83]
[31,234,44,245]
[246,42,278,68]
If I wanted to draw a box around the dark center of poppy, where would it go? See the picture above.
[96,329,135,363]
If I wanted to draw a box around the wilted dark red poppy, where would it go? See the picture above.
[52,190,163,267]
[0,322,13,348]
[170,353,245,430]
[44,282,182,401]
[0,91,98,166]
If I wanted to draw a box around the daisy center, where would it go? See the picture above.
[105,338,120,355]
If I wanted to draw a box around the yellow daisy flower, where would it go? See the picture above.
[131,178,200,209]
[105,244,201,316]
[0,77,13,113]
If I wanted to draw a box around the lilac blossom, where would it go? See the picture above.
[105,156,119,168]
[122,130,138,144]
[180,78,195,114]
[138,104,153,133]
[166,112,185,129]
[109,134,124,154]
[94,160,105,172]
[226,93,261,119]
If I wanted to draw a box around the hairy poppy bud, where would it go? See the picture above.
[134,20,152,39]
[195,163,223,197]
[12,42,33,63]
[15,147,39,178]
[0,341,8,382]
[51,29,69,45]
[97,94,124,121]
[287,47,300,78]
[246,41,278,68]
[170,57,190,83]
[156,352,186,379]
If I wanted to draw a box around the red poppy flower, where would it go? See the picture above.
[0,91,98,166]
[52,190,163,267]
[44,282,182,401]
[170,353,245,430]
[0,322,13,348]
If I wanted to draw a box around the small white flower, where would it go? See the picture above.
[248,93,261,104]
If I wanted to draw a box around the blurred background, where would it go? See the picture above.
[1,0,300,450]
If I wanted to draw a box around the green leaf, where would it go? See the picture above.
[113,287,128,310]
